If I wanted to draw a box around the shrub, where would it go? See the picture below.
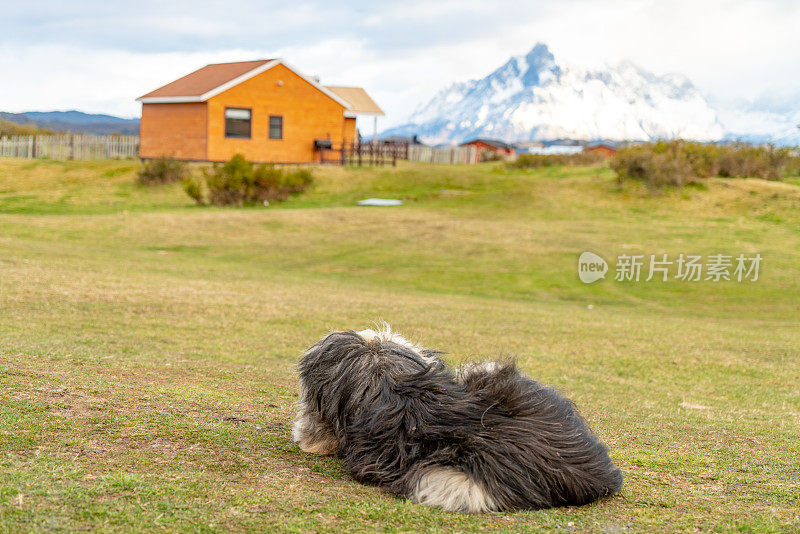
[250,165,313,202]
[204,153,252,206]
[610,143,695,188]
[0,119,56,136]
[508,151,605,169]
[479,149,505,162]
[611,141,800,189]
[184,153,314,206]
[182,176,204,205]
[137,157,189,185]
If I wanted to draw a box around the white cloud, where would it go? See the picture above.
[0,0,798,128]
[0,44,273,118]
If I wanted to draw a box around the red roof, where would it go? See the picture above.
[138,60,274,99]
[459,138,515,150]
[135,59,383,116]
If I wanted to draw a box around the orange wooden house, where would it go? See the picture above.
[136,59,383,163]
[583,143,618,159]
[459,138,516,159]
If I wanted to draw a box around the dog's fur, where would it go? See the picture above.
[293,326,623,513]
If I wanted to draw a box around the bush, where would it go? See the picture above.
[611,141,800,189]
[0,119,56,136]
[250,165,313,202]
[184,153,314,206]
[479,149,505,162]
[508,151,605,169]
[182,176,204,205]
[610,143,695,188]
[204,153,252,206]
[137,157,189,185]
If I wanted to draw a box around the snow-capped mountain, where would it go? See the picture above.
[383,43,725,145]
[715,93,800,146]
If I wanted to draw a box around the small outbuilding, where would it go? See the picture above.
[136,59,383,163]
[583,143,618,159]
[459,138,516,160]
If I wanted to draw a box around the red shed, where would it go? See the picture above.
[584,143,618,159]
[459,138,516,160]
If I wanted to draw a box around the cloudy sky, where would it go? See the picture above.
[1,0,798,127]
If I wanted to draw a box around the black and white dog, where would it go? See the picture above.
[293,326,622,513]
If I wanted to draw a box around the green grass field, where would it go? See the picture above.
[0,158,798,533]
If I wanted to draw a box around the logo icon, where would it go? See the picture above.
[578,252,608,284]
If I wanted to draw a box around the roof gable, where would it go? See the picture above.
[138,60,273,100]
[325,86,384,116]
[461,138,513,150]
[136,59,352,109]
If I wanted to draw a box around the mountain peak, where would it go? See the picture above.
[525,42,553,64]
[520,43,559,87]
[385,43,723,144]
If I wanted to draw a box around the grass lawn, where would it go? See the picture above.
[0,158,798,532]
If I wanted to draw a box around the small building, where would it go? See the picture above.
[526,145,584,155]
[136,59,383,163]
[459,138,516,160]
[514,141,545,152]
[584,143,618,159]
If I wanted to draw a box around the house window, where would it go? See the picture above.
[269,115,283,140]
[225,108,251,139]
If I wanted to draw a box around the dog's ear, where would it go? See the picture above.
[300,331,362,366]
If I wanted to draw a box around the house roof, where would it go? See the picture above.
[136,60,381,116]
[138,60,274,100]
[460,138,514,150]
[324,86,384,116]
[585,142,619,151]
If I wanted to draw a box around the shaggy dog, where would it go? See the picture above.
[293,326,622,513]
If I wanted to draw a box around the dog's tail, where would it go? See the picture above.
[410,464,499,513]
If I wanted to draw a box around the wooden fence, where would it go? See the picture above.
[408,145,477,164]
[337,141,408,166]
[0,135,476,165]
[316,142,478,166]
[0,134,139,160]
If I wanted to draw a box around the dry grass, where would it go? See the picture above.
[0,158,798,532]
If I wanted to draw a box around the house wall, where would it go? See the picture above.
[206,64,348,163]
[464,141,514,157]
[465,141,512,154]
[465,141,492,152]
[139,103,207,160]
[586,146,617,159]
[344,117,357,144]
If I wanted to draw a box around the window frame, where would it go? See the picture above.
[224,107,252,139]
[268,115,283,140]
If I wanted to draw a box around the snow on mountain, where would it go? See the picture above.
[383,43,725,145]
[714,93,800,146]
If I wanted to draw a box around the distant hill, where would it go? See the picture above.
[0,110,139,135]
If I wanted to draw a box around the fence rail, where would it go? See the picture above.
[0,134,139,160]
[407,145,477,164]
[0,135,476,165]
[316,141,478,166]
[340,142,407,166]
